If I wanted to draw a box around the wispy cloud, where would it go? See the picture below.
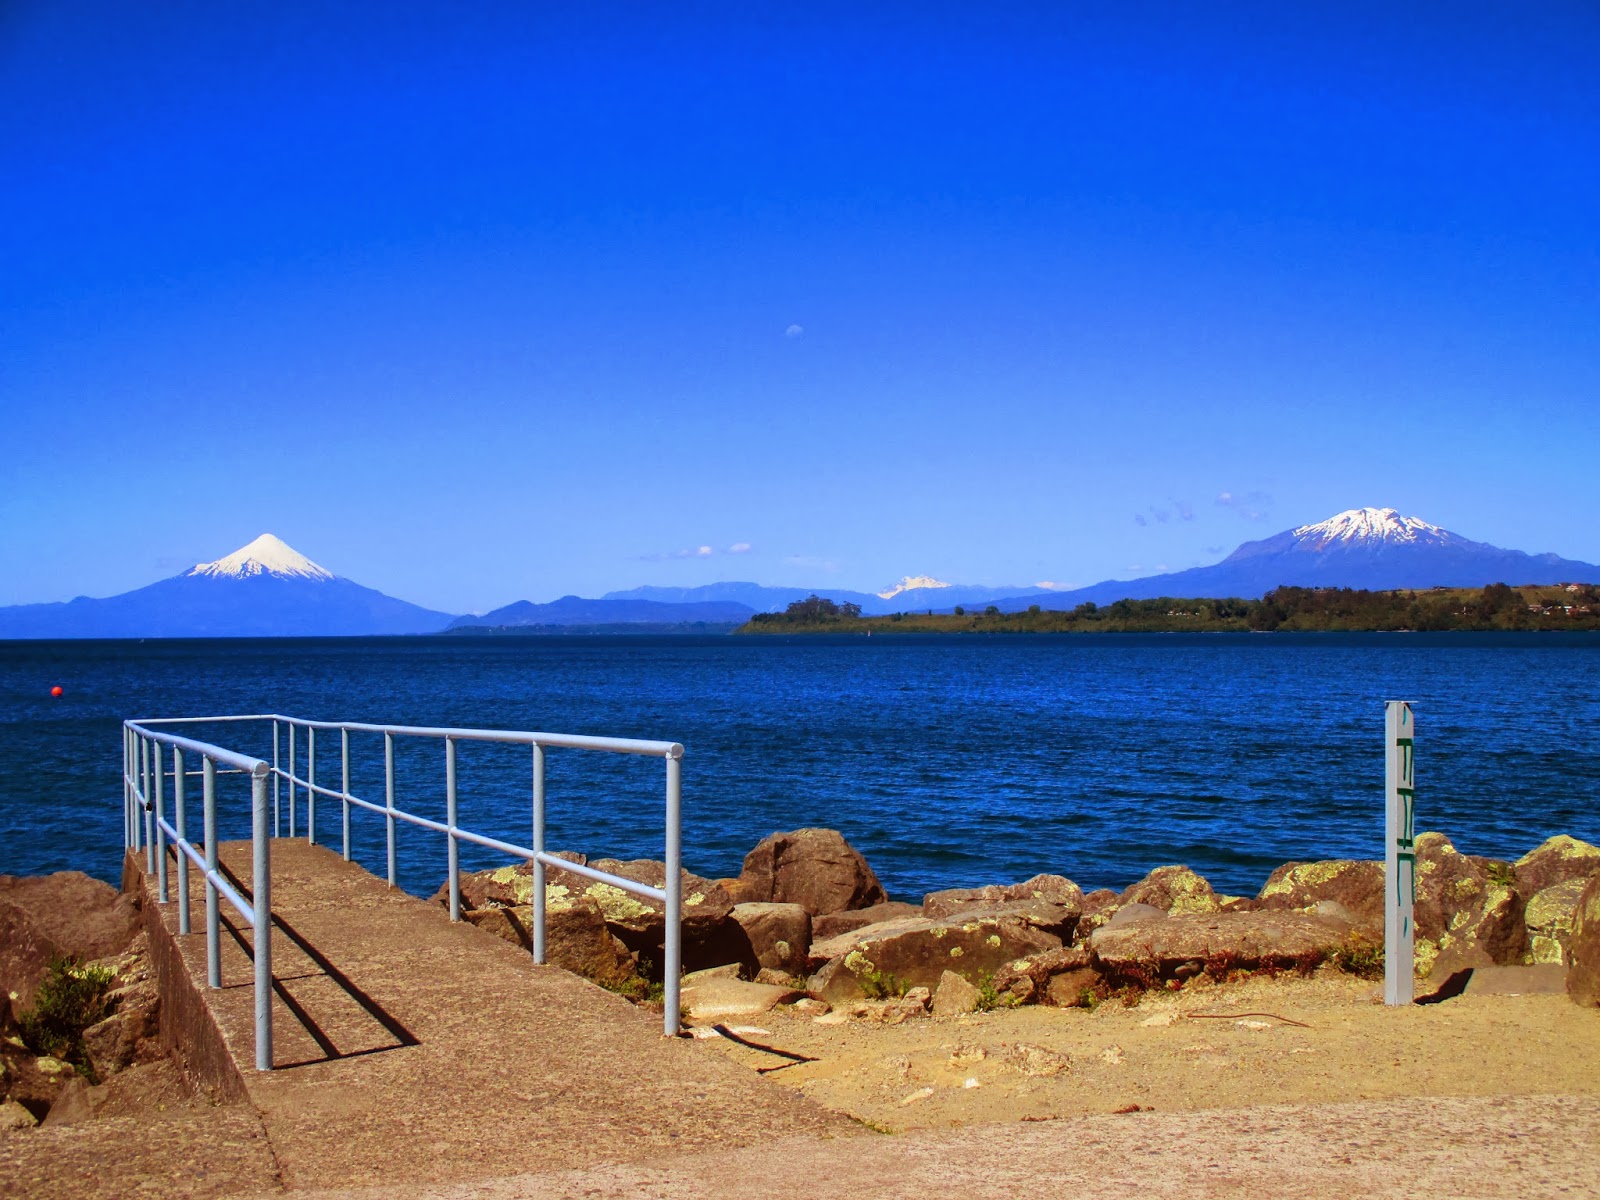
[639,542,752,562]
[785,324,804,338]
[1133,498,1195,527]
[1215,490,1272,521]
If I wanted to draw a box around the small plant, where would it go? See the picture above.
[857,968,906,1000]
[1076,987,1101,1010]
[19,956,116,1074]
[1328,934,1384,979]
[1486,862,1517,888]
[973,972,1017,1012]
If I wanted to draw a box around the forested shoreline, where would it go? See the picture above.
[740,583,1600,634]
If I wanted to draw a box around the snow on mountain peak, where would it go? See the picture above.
[877,575,952,600]
[1291,507,1448,549]
[187,534,335,581]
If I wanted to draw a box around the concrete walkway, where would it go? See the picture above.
[146,840,852,1192]
[251,1093,1600,1200]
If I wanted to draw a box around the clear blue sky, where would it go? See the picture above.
[4,3,1597,613]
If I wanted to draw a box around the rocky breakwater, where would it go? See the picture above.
[1,871,160,1131]
[445,829,1600,1021]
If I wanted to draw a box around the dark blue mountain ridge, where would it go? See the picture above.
[449,596,754,628]
[979,507,1600,613]
[603,578,1036,615]
[0,534,456,638]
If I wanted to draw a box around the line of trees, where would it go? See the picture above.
[742,584,1600,634]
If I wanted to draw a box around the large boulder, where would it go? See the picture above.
[728,903,811,976]
[1525,877,1597,966]
[1256,860,1385,930]
[680,977,800,1023]
[813,902,922,941]
[1088,910,1354,983]
[1566,873,1600,1008]
[0,873,140,1021]
[807,912,1061,1003]
[465,898,638,990]
[1119,865,1220,915]
[737,829,887,916]
[1412,833,1526,979]
[1514,836,1600,901]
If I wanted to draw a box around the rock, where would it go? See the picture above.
[989,946,1092,1005]
[679,978,800,1023]
[1104,903,1166,930]
[998,1042,1071,1077]
[1074,888,1122,939]
[436,851,589,910]
[0,1097,37,1130]
[80,978,160,1080]
[683,963,743,985]
[729,903,812,976]
[737,829,887,916]
[40,1073,100,1127]
[0,873,140,1022]
[882,987,932,1025]
[923,874,1085,918]
[1089,910,1355,982]
[932,970,981,1017]
[1567,873,1600,1008]
[1412,833,1526,979]
[1514,836,1600,901]
[807,912,1062,1004]
[1119,865,1220,915]
[812,902,921,941]
[1525,877,1596,965]
[464,897,638,990]
[0,1045,68,1121]
[791,997,830,1017]
[1256,860,1385,930]
[547,858,746,975]
[1044,967,1107,1008]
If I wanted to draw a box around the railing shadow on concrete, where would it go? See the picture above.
[124,713,687,1068]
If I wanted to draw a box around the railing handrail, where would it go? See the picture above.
[122,712,686,1069]
[132,713,683,758]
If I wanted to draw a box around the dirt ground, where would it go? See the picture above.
[695,968,1600,1132]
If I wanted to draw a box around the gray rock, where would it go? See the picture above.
[1104,903,1166,930]
[932,970,981,1017]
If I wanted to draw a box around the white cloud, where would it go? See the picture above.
[728,542,753,554]
[785,324,804,338]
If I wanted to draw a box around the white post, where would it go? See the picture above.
[1385,700,1416,1006]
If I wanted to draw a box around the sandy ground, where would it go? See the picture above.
[695,969,1600,1132]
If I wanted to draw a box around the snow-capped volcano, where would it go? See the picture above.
[0,533,453,637]
[1290,507,1450,549]
[877,575,951,600]
[188,534,335,581]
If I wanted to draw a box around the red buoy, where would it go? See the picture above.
[50,685,63,697]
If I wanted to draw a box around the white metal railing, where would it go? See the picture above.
[123,714,687,1065]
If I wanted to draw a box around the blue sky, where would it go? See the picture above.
[4,3,1597,613]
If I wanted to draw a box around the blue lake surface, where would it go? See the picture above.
[2,633,1596,901]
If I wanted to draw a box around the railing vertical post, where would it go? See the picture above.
[341,728,351,861]
[174,747,191,934]
[251,766,273,1071]
[446,738,460,921]
[384,731,397,887]
[531,743,546,964]
[287,723,297,839]
[662,752,682,1036]
[272,719,281,837]
[154,741,169,904]
[203,757,221,989]
[122,726,133,851]
[307,725,317,846]
[142,736,155,873]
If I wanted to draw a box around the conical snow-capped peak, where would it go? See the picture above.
[1291,507,1450,550]
[187,534,335,581]
[877,574,952,600]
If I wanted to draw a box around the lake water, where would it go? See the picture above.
[2,633,1596,901]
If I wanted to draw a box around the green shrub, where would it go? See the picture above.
[19,957,116,1072]
[1328,934,1385,979]
[858,968,906,1000]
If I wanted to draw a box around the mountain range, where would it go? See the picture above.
[2,509,1597,638]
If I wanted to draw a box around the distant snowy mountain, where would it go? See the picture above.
[604,579,1038,615]
[987,507,1600,611]
[877,575,951,600]
[0,534,455,638]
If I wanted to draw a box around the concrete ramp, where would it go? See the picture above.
[138,840,851,1192]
